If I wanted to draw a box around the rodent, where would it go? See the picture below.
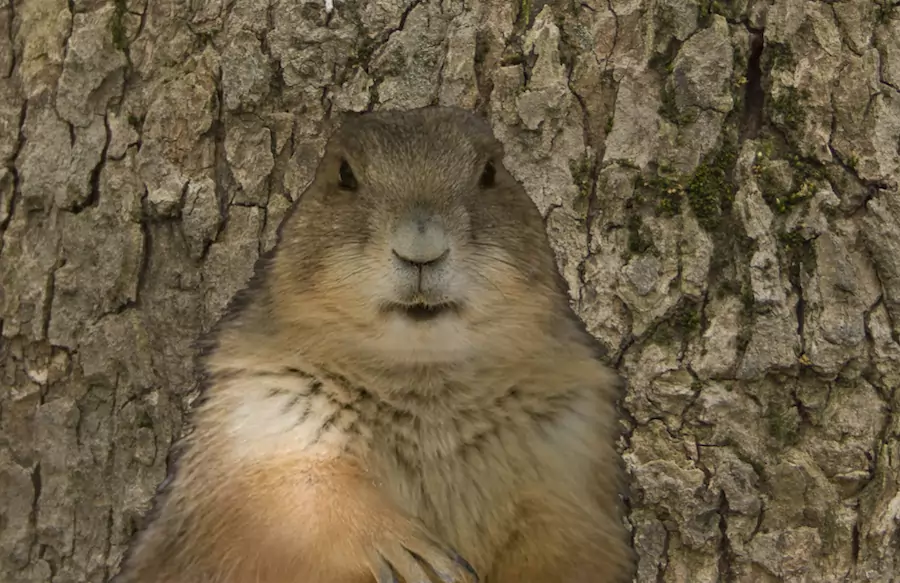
[111,106,636,583]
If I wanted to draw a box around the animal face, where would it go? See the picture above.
[272,108,565,366]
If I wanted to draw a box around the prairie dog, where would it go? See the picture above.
[112,107,635,583]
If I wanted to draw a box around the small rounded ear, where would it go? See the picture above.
[450,108,505,158]
[329,110,365,133]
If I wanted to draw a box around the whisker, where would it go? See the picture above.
[464,266,510,302]
[466,249,526,273]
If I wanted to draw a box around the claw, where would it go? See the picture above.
[452,553,479,582]
[403,545,476,583]
[376,554,401,583]
[404,547,445,583]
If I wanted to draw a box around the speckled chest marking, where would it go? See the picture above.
[223,370,373,460]
[220,368,595,509]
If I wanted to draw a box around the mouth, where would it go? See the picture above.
[383,301,460,323]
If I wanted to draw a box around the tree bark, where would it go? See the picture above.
[1,0,898,581]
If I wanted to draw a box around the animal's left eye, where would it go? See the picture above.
[338,158,358,191]
[479,160,496,189]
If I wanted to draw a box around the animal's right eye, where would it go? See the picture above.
[338,158,358,191]
[479,160,496,189]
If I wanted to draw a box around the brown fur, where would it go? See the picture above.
[112,107,636,583]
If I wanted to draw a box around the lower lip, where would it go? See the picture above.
[402,304,448,322]
[384,303,459,322]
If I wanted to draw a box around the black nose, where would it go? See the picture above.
[392,248,449,268]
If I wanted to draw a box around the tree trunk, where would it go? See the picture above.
[1,0,898,581]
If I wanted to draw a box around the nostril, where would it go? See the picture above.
[392,248,449,267]
[424,248,449,266]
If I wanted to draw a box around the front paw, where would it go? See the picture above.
[369,524,478,583]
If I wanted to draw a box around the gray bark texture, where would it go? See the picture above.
[1,0,899,581]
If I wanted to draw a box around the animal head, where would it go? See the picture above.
[266,107,572,368]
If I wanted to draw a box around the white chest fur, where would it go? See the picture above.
[223,374,363,460]
[218,372,601,517]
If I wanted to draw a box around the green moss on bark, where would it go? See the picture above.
[685,144,738,231]
[569,155,595,220]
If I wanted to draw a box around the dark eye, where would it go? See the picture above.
[479,160,496,188]
[338,158,357,191]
